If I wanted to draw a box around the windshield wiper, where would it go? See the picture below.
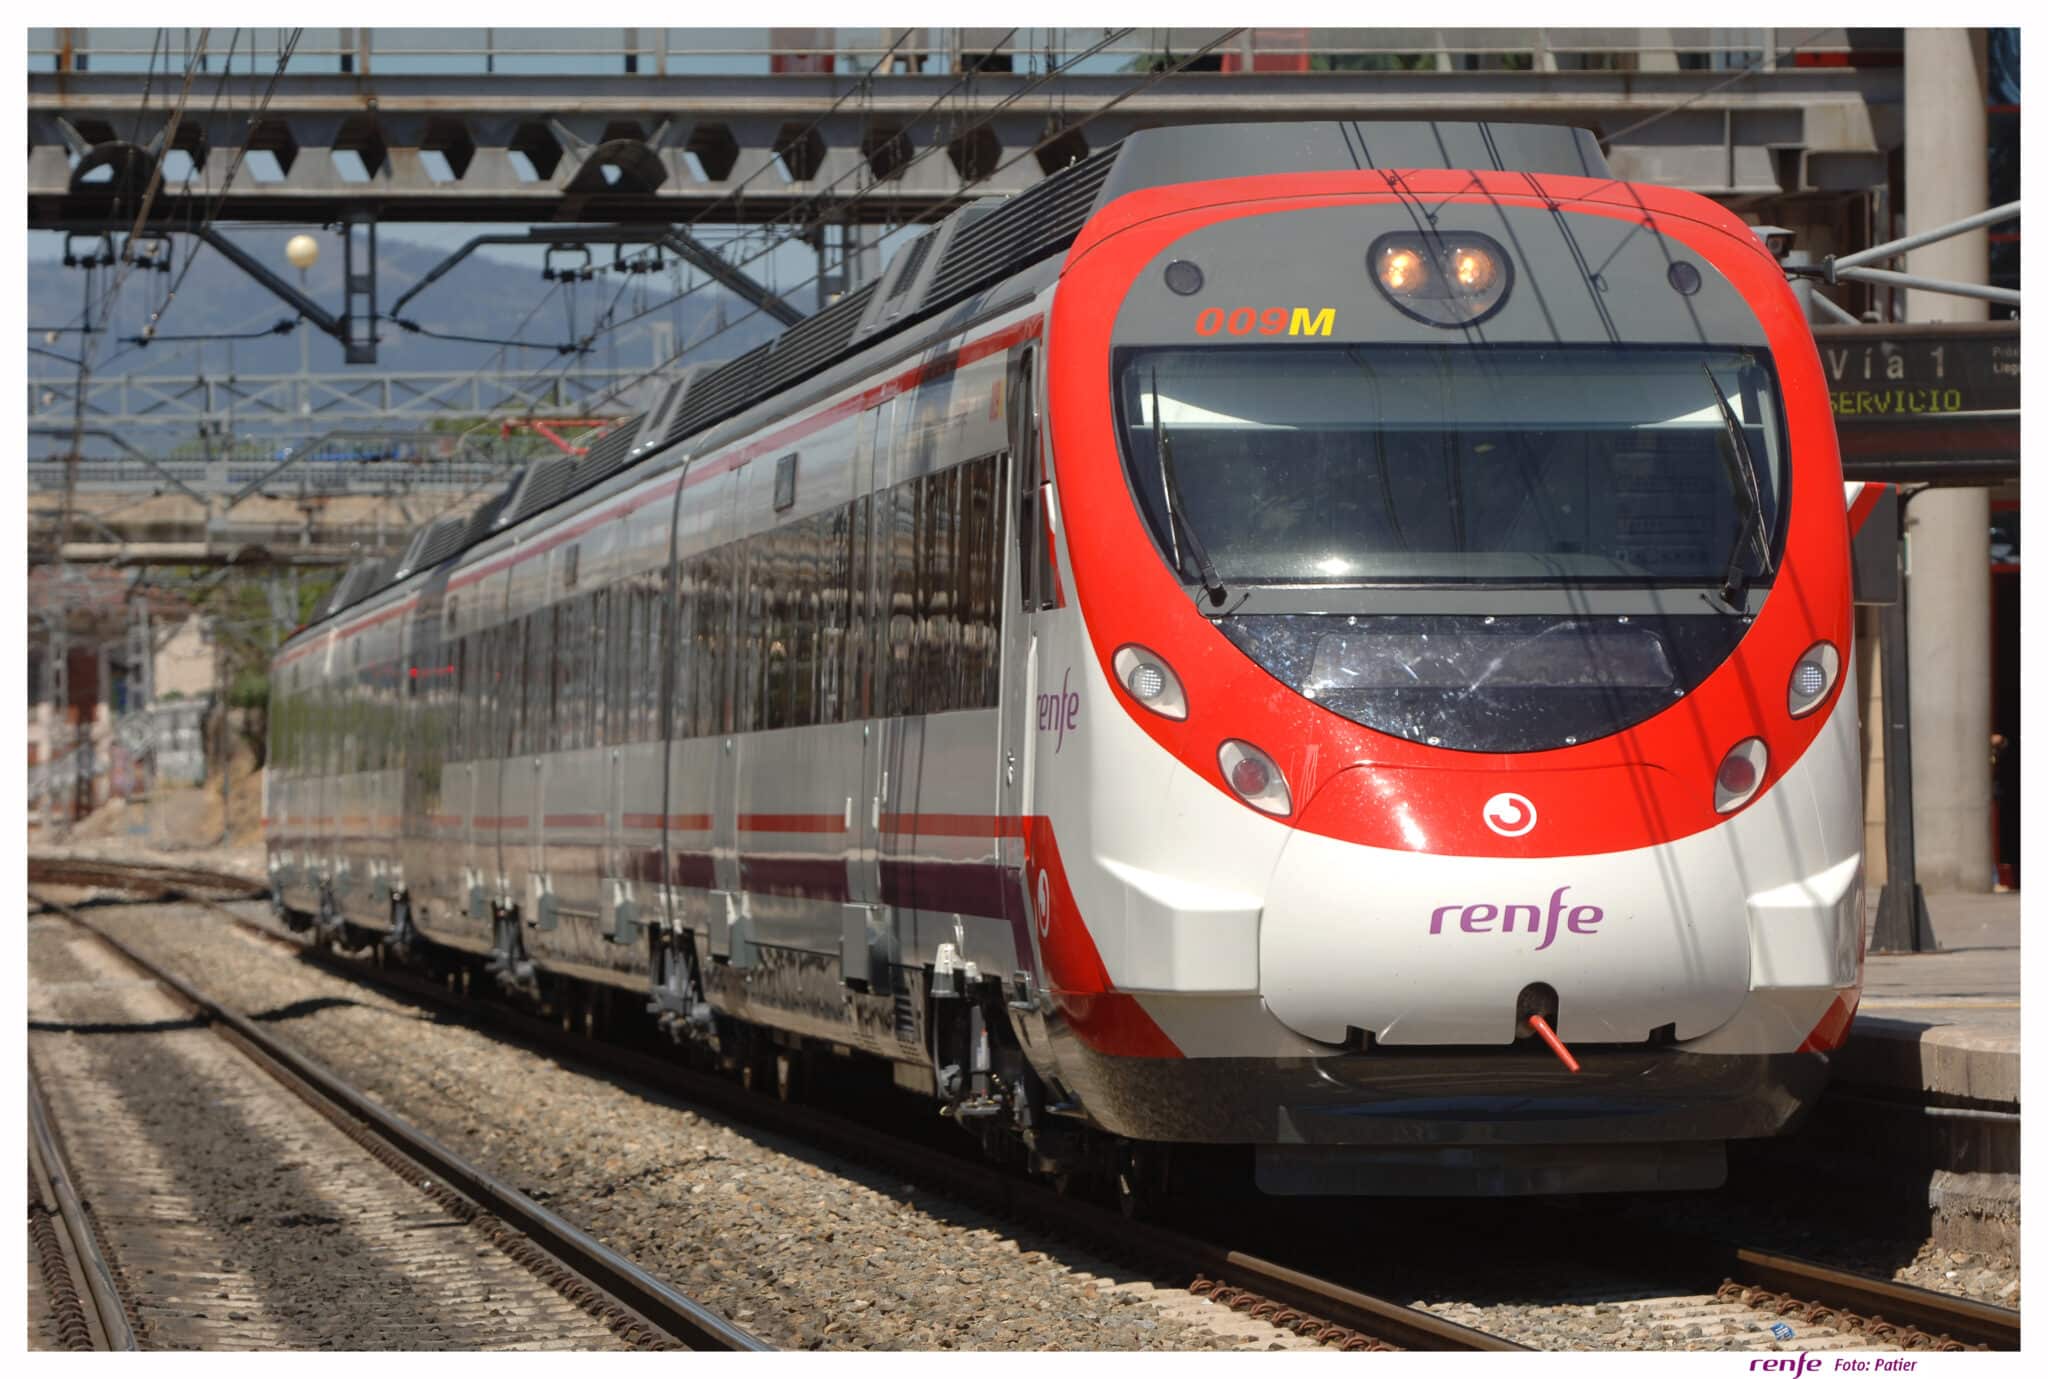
[1702,365,1774,610]
[1150,369,1228,607]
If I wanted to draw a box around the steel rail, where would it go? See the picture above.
[1716,1246,2019,1351]
[33,892,771,1353]
[27,1066,141,1351]
[253,900,2019,1353]
[50,868,2020,1353]
[143,890,1519,1351]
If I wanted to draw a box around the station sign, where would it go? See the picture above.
[1818,322,2020,483]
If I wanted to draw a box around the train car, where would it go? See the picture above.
[267,121,1863,1200]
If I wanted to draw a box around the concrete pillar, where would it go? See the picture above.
[1903,28,1993,892]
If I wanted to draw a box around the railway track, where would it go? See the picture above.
[33,859,2020,1353]
[29,1065,139,1351]
[27,889,768,1353]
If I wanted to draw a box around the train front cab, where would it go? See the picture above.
[1025,167,1864,1194]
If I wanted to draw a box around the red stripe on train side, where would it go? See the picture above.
[879,812,1025,839]
[738,812,848,834]
[621,811,712,830]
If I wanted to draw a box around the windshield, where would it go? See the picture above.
[1114,345,1786,588]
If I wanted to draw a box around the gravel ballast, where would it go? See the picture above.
[63,898,2018,1351]
[75,902,1314,1352]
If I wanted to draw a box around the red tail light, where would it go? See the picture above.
[1714,738,1769,814]
[1218,740,1291,816]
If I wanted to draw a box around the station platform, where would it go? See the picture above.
[1788,891,2022,1254]
[1838,891,2020,1109]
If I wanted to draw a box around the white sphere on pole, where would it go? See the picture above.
[285,234,320,270]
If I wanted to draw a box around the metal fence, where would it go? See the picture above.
[27,26,1872,77]
[28,458,519,495]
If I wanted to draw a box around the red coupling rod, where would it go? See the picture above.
[1526,1014,1580,1073]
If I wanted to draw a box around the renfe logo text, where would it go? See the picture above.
[1429,886,1604,952]
[1037,669,1080,754]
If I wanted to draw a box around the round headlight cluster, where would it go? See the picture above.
[1368,231,1514,327]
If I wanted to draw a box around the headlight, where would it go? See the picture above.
[1368,231,1513,327]
[1112,644,1187,720]
[1788,641,1842,718]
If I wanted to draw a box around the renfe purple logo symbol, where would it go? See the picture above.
[1429,885,1604,951]
[1037,669,1080,753]
[1748,1356,1821,1376]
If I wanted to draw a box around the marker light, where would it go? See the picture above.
[1112,644,1187,720]
[1449,246,1498,291]
[1219,739,1292,816]
[1714,737,1769,814]
[1368,232,1514,327]
[1787,641,1842,718]
[1376,246,1430,293]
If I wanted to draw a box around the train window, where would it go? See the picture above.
[1114,344,1788,589]
[611,582,630,742]
[962,454,1003,705]
[919,464,963,710]
[880,476,921,717]
[737,541,766,733]
[634,580,655,742]
[590,587,609,746]
[695,548,736,737]
[754,514,827,731]
[871,456,1006,718]
[534,610,556,756]
[845,494,872,721]
[552,603,571,753]
[818,503,853,725]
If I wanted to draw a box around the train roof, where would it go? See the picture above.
[312,120,1605,632]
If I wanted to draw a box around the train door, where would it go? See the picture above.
[524,605,553,928]
[999,344,1053,1011]
[707,476,747,964]
[316,632,340,904]
[480,611,519,913]
[851,400,895,939]
[441,602,478,936]
[843,406,886,978]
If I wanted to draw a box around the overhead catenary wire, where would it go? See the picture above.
[141,29,303,341]
[380,36,909,344]
[566,28,1237,424]
[514,26,1142,420]
[503,35,1042,415]
[122,26,211,264]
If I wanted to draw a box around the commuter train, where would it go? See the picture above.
[267,122,1867,1200]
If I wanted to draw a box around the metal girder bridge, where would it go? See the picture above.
[29,28,1905,227]
[27,362,655,431]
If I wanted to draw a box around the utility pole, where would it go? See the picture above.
[1902,29,1994,895]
